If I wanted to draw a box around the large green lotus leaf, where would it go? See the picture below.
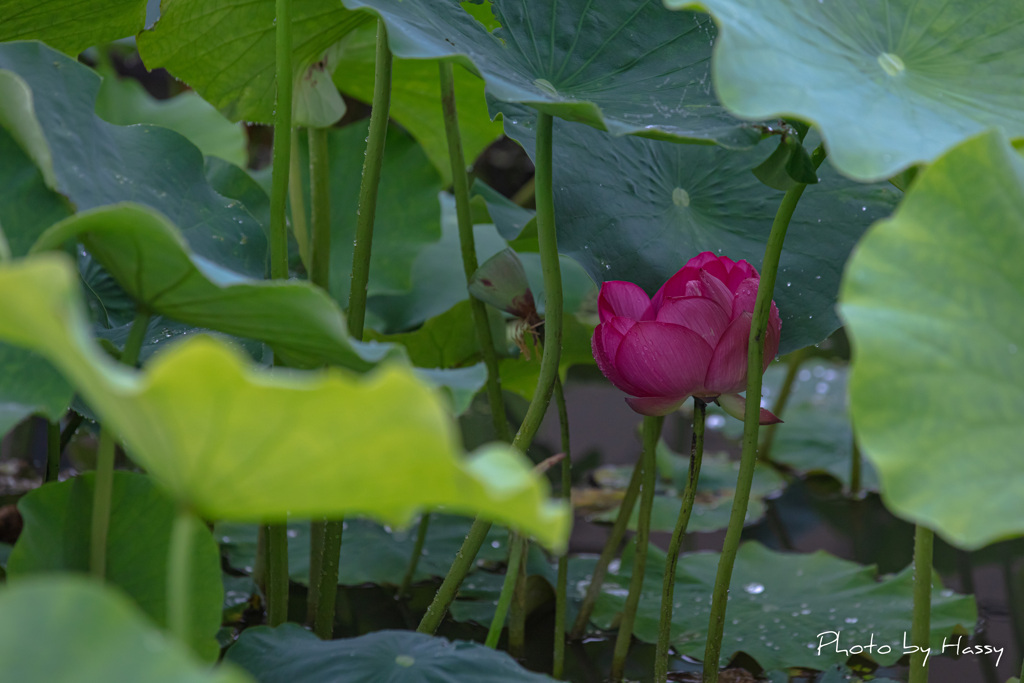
[0,254,569,549]
[0,577,251,683]
[303,121,444,307]
[840,131,1024,550]
[32,203,379,371]
[764,361,878,491]
[0,69,57,192]
[0,343,71,438]
[137,0,371,124]
[341,0,756,146]
[585,542,975,670]
[0,1,147,55]
[227,624,556,683]
[591,447,786,534]
[501,112,898,354]
[671,0,1024,181]
[7,472,223,660]
[217,515,508,586]
[368,300,487,370]
[94,64,247,167]
[332,23,504,185]
[0,41,267,278]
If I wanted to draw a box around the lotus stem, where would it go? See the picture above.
[308,126,331,291]
[418,112,563,635]
[570,454,643,639]
[610,415,664,681]
[439,61,511,442]
[398,515,431,598]
[167,507,195,646]
[553,376,572,679]
[655,398,706,682]
[703,144,826,683]
[269,0,292,281]
[347,19,392,341]
[909,524,934,683]
[288,128,310,271]
[485,533,528,648]
[90,307,150,578]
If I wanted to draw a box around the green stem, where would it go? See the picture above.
[59,411,84,455]
[610,416,664,681]
[308,126,331,290]
[265,523,289,626]
[570,454,643,639]
[417,518,493,633]
[90,308,150,578]
[508,534,529,657]
[485,533,528,648]
[553,377,572,679]
[289,128,310,271]
[263,0,294,628]
[45,420,60,483]
[909,524,934,683]
[655,399,706,683]
[417,112,563,636]
[167,508,195,645]
[440,60,511,443]
[398,515,431,598]
[347,19,392,340]
[758,346,809,461]
[702,145,825,683]
[305,124,336,636]
[269,0,293,280]
[312,520,342,637]
[512,113,562,448]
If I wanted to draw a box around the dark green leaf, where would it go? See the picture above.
[8,472,223,660]
[0,2,147,55]
[227,624,556,682]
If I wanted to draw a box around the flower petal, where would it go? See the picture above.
[592,318,646,397]
[725,260,758,291]
[730,278,759,319]
[598,281,650,322]
[699,268,734,314]
[703,312,753,395]
[625,394,690,416]
[613,321,713,398]
[717,393,783,425]
[656,296,730,345]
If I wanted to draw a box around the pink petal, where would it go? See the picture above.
[613,321,713,398]
[730,278,759,320]
[598,281,650,322]
[656,296,730,345]
[592,319,646,397]
[717,393,783,425]
[703,312,754,395]
[726,260,758,291]
[625,394,690,416]
[699,269,734,314]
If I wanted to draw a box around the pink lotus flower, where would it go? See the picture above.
[591,252,782,421]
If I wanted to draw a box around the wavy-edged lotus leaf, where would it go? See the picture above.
[32,203,380,371]
[0,343,71,438]
[218,515,508,586]
[226,624,556,683]
[94,64,248,167]
[0,254,570,549]
[7,472,222,660]
[0,577,251,683]
[0,1,147,55]
[671,0,1024,181]
[585,542,975,670]
[840,131,1024,550]
[500,110,897,354]
[138,0,371,124]
[0,41,267,277]
[332,24,504,185]
[341,0,756,146]
[0,69,57,191]
[588,447,785,534]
